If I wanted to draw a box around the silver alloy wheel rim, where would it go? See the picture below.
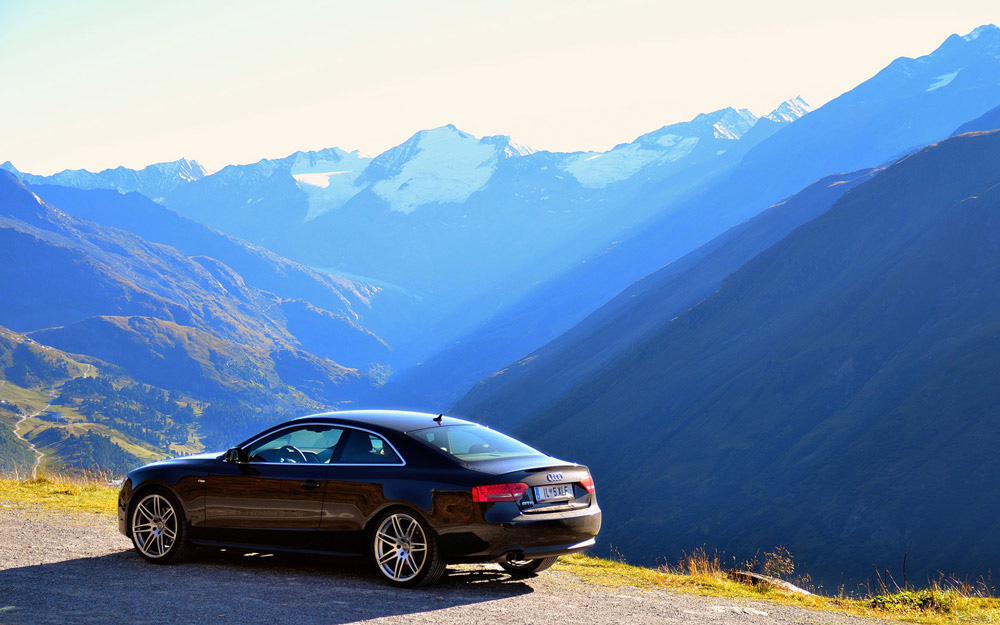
[374,513,428,582]
[132,494,177,558]
[505,559,534,568]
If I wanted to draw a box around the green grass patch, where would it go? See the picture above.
[0,380,55,415]
[871,589,955,612]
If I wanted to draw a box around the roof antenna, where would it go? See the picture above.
[433,413,443,424]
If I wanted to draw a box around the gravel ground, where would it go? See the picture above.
[0,508,890,625]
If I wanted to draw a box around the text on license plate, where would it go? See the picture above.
[534,484,573,502]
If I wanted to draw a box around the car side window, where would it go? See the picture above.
[335,429,402,465]
[246,424,344,464]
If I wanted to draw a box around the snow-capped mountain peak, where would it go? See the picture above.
[289,147,370,178]
[710,108,759,140]
[365,125,521,214]
[878,24,1000,94]
[480,133,535,158]
[963,24,998,42]
[560,106,778,188]
[0,157,208,201]
[293,126,534,217]
[963,24,1000,57]
[149,157,208,182]
[928,23,1000,61]
[289,148,373,221]
[765,97,812,123]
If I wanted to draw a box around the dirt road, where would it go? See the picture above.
[0,508,888,625]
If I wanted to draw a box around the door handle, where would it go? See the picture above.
[301,479,321,490]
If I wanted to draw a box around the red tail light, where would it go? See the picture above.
[580,475,596,493]
[472,482,529,502]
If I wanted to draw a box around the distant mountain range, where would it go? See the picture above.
[375,23,1000,411]
[3,99,809,362]
[3,158,207,203]
[166,101,806,351]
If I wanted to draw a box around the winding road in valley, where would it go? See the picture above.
[0,508,891,625]
[1,378,46,478]
[5,364,91,478]
[13,402,50,479]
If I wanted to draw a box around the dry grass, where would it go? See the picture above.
[0,474,117,515]
[555,550,1000,624]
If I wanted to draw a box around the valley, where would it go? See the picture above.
[2,20,1000,597]
[0,330,181,476]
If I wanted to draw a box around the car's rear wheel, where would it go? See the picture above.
[370,509,446,587]
[499,555,558,576]
[130,488,189,563]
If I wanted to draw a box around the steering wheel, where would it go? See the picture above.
[277,445,308,463]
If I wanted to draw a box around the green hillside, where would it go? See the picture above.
[0,325,168,475]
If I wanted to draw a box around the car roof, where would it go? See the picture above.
[289,410,477,433]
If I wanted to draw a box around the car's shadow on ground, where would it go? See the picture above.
[0,548,535,625]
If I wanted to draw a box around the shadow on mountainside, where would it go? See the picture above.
[0,548,534,625]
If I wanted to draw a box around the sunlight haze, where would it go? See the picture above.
[1,0,997,173]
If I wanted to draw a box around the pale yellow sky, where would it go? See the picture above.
[1,0,997,174]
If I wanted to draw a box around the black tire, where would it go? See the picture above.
[370,508,446,587]
[129,487,190,564]
[499,555,558,576]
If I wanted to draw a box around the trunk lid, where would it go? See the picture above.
[482,459,595,513]
[461,454,577,476]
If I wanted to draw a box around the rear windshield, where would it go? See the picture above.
[409,425,544,462]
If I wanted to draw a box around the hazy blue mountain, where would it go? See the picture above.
[0,170,384,402]
[1,158,206,203]
[162,110,801,267]
[155,104,806,361]
[164,147,369,250]
[953,102,1000,134]
[161,108,804,299]
[7,102,807,371]
[452,167,877,424]
[551,23,1000,311]
[28,184,408,355]
[500,129,1000,586]
[382,24,1000,411]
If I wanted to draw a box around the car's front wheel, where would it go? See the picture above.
[370,509,446,587]
[499,555,558,576]
[130,488,190,563]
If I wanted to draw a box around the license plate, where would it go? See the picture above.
[534,484,573,502]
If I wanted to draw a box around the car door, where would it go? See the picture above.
[315,427,406,554]
[203,423,344,548]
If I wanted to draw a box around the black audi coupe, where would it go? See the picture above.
[117,410,601,586]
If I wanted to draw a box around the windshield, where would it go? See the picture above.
[409,425,545,462]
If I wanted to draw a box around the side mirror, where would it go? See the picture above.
[225,447,246,463]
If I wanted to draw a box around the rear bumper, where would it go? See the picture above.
[437,502,602,564]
